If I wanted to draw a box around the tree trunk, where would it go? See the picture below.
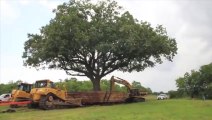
[91,78,101,91]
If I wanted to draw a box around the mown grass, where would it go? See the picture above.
[0,97,211,120]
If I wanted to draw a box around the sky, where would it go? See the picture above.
[0,0,212,92]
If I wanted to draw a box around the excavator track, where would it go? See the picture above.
[125,97,145,103]
[132,97,145,102]
[39,95,55,110]
[38,94,82,110]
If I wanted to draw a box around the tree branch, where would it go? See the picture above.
[101,66,119,77]
[65,71,86,76]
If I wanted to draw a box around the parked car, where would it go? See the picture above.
[157,94,168,100]
[0,93,11,101]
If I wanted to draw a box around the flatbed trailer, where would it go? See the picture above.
[68,91,129,105]
[0,101,31,106]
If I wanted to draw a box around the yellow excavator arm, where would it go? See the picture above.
[110,76,146,102]
[110,76,133,91]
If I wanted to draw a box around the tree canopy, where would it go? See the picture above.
[23,0,177,91]
[176,63,212,99]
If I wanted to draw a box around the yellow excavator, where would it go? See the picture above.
[110,76,147,102]
[10,83,32,108]
[29,79,82,110]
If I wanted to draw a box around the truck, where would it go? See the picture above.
[0,93,11,102]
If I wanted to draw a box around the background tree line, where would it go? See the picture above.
[0,80,22,95]
[169,62,212,99]
[0,78,152,95]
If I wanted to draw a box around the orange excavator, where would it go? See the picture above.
[110,76,147,102]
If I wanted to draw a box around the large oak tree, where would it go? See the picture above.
[23,0,177,91]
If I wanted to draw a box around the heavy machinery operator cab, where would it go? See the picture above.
[17,83,32,93]
[35,80,56,88]
[129,89,140,96]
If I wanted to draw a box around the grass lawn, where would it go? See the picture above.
[0,97,211,120]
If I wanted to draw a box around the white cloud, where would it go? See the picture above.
[38,0,62,10]
[19,0,31,5]
[0,67,68,84]
[0,0,20,24]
